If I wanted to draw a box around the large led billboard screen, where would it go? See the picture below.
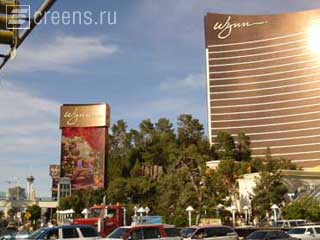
[60,104,110,190]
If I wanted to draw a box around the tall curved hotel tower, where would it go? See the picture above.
[205,9,320,168]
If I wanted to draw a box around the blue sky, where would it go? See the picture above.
[1,0,320,196]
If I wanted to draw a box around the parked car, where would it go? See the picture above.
[6,222,18,231]
[0,227,17,240]
[106,224,181,240]
[246,230,296,240]
[181,225,238,240]
[26,225,99,240]
[0,234,15,240]
[15,230,31,239]
[288,225,320,240]
[274,220,307,228]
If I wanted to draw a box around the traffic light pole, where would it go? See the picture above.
[0,0,57,71]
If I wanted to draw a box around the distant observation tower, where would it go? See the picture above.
[26,176,35,201]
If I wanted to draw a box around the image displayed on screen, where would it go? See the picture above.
[49,165,60,179]
[60,127,106,190]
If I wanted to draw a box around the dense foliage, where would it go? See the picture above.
[26,204,41,222]
[282,197,320,221]
[59,115,296,226]
[7,208,17,219]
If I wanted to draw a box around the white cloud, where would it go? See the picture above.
[0,81,60,153]
[160,73,205,92]
[0,82,60,196]
[7,35,118,73]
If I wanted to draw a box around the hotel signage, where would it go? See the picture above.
[212,16,268,39]
[60,104,110,128]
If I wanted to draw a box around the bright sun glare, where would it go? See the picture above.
[308,23,320,55]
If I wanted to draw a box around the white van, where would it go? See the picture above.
[288,225,320,240]
[274,220,307,228]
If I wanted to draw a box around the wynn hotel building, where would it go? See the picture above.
[205,9,320,168]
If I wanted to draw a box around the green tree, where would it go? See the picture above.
[59,192,84,214]
[266,158,297,171]
[217,160,238,204]
[250,158,264,172]
[26,204,41,222]
[282,197,320,221]
[251,170,288,218]
[155,115,221,226]
[176,115,208,224]
[214,131,236,160]
[250,156,296,173]
[236,132,251,161]
[265,147,272,161]
[107,178,128,203]
[155,118,175,140]
[60,117,300,225]
[153,118,177,172]
[7,208,17,219]
[157,146,226,226]
[139,119,155,146]
[110,120,129,152]
[248,157,296,219]
[179,144,207,224]
[157,168,194,225]
[157,167,190,225]
[109,120,133,179]
[217,160,250,207]
[177,114,204,146]
[137,118,176,174]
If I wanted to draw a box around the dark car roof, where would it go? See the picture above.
[42,225,96,231]
[187,225,234,229]
[254,230,285,232]
[26,226,98,240]
[29,225,98,238]
[249,230,287,235]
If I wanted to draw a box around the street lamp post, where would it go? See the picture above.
[123,207,127,226]
[134,206,138,215]
[137,207,145,224]
[231,205,237,227]
[69,209,75,218]
[243,205,249,225]
[186,206,194,226]
[133,206,138,225]
[215,204,224,218]
[145,207,150,216]
[203,205,207,216]
[271,204,279,223]
[81,208,90,219]
[138,207,145,217]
